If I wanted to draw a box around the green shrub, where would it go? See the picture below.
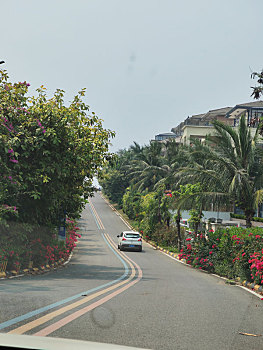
[230,213,263,223]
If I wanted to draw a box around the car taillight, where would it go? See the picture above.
[122,237,127,241]
[138,238,142,241]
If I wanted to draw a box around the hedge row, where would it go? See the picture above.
[230,213,263,223]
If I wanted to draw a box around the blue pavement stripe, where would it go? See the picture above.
[0,203,128,331]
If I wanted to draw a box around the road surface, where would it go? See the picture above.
[0,193,263,349]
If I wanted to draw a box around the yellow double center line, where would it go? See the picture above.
[9,201,142,336]
[88,199,105,230]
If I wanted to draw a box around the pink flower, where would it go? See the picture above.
[209,251,213,255]
[186,238,191,241]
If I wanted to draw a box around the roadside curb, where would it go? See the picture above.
[0,252,74,281]
[100,193,263,297]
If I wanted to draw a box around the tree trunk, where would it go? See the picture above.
[176,209,182,251]
[245,210,254,228]
[157,197,161,223]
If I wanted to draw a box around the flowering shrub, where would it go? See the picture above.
[178,230,216,271]
[249,250,263,285]
[0,217,81,273]
[179,227,263,284]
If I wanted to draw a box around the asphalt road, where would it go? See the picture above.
[0,193,263,350]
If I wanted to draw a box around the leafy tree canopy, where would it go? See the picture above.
[0,69,115,226]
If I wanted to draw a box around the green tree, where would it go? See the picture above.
[122,186,142,220]
[140,192,159,237]
[171,183,203,250]
[99,148,134,206]
[128,142,164,191]
[0,70,114,226]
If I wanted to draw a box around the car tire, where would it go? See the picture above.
[117,244,120,249]
[138,246,142,252]
[120,245,124,251]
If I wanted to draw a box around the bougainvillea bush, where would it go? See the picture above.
[0,218,81,272]
[178,227,263,284]
[0,69,112,272]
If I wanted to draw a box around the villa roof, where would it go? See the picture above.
[226,100,263,118]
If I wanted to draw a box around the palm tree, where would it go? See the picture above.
[127,142,165,191]
[177,114,263,228]
[127,140,187,192]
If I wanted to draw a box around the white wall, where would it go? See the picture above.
[170,210,231,221]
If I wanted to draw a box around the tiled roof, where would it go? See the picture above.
[237,100,263,107]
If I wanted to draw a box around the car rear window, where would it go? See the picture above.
[124,233,140,238]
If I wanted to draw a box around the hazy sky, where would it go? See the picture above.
[1,0,263,151]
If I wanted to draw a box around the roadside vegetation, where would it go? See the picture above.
[0,69,114,273]
[100,74,263,285]
[179,227,263,285]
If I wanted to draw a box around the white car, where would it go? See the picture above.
[117,231,142,252]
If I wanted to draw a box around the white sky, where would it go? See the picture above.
[1,0,263,151]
